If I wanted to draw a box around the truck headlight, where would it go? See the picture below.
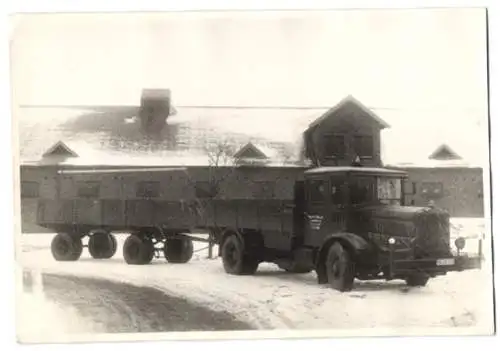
[454,237,466,250]
[388,237,396,245]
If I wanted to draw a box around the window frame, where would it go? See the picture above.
[323,133,346,159]
[353,135,374,159]
[76,181,101,198]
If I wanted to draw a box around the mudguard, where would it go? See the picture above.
[315,233,371,268]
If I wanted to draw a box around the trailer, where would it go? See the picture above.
[34,162,483,292]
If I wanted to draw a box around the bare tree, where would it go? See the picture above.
[183,139,240,258]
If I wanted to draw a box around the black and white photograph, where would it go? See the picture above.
[8,6,495,344]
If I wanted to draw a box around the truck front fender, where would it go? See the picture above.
[315,233,371,282]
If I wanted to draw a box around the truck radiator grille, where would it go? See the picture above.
[412,208,451,258]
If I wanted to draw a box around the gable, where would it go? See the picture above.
[428,144,462,160]
[42,141,78,158]
[234,143,269,160]
[307,95,390,132]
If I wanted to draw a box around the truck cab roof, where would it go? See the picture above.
[304,166,408,178]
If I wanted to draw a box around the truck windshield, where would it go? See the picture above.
[377,177,402,205]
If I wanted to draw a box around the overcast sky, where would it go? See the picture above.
[11,9,487,109]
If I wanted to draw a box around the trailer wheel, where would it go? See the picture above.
[221,234,258,275]
[164,237,194,264]
[325,242,355,292]
[88,232,117,259]
[51,233,83,262]
[123,235,154,265]
[405,273,430,287]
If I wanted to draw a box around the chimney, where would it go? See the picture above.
[138,88,172,133]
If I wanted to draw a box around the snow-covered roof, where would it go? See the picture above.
[15,95,487,169]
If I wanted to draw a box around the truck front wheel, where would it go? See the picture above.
[164,237,194,263]
[88,231,117,259]
[221,234,259,275]
[325,242,355,292]
[123,234,154,265]
[51,233,83,262]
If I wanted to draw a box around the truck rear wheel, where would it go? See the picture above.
[88,232,117,259]
[123,235,154,265]
[221,234,259,275]
[405,273,430,287]
[164,237,194,263]
[51,233,83,262]
[326,242,355,292]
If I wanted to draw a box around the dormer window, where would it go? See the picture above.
[324,134,345,159]
[354,135,373,159]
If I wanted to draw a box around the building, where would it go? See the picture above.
[17,90,487,233]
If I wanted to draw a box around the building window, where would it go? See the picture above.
[420,182,444,198]
[21,181,39,198]
[308,179,326,203]
[324,134,345,158]
[77,181,100,198]
[136,181,160,198]
[354,135,373,158]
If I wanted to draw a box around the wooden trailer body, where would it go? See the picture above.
[35,165,307,251]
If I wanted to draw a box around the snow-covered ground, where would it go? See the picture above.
[16,271,96,343]
[15,217,495,342]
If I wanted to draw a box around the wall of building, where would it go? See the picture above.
[396,166,485,218]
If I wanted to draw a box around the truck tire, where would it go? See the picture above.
[51,233,83,262]
[164,237,194,263]
[325,242,355,292]
[405,273,430,287]
[221,234,259,275]
[123,235,154,265]
[88,232,117,259]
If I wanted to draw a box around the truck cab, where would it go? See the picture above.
[302,166,407,248]
[298,166,482,291]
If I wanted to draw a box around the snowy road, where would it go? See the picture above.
[16,218,495,340]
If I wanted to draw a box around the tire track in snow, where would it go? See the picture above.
[39,273,254,333]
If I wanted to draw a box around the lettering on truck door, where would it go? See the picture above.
[304,177,327,247]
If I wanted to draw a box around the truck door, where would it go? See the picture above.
[327,175,348,233]
[303,177,328,247]
[303,175,348,247]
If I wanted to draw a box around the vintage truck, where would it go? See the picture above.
[34,162,483,292]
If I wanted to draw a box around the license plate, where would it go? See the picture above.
[436,258,455,266]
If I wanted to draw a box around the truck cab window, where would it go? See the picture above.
[377,177,402,205]
[308,179,325,203]
[350,177,374,205]
[331,178,344,205]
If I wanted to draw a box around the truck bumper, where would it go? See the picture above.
[390,254,482,276]
[388,237,484,277]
